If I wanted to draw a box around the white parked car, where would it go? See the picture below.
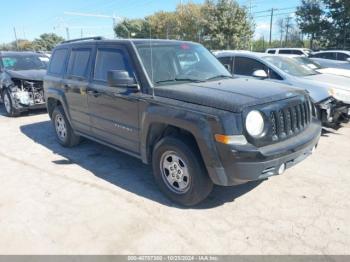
[215,51,350,127]
[265,48,311,57]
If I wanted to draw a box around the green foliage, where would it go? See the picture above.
[32,33,65,51]
[295,0,325,49]
[113,0,253,49]
[323,0,350,49]
[296,0,350,49]
[202,0,253,50]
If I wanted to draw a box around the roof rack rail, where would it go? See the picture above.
[61,36,105,44]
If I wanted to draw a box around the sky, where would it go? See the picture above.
[0,0,301,44]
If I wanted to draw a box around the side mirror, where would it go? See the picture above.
[346,58,350,63]
[107,70,138,88]
[252,70,268,79]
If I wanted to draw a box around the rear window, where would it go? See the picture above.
[49,49,68,75]
[267,50,276,54]
[67,49,91,79]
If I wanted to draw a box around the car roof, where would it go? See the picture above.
[215,50,268,58]
[266,48,309,51]
[0,51,45,56]
[56,38,198,48]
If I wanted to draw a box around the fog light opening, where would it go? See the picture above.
[278,163,286,175]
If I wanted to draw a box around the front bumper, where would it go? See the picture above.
[211,121,321,186]
[317,98,350,125]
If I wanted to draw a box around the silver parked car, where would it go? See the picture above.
[310,50,350,70]
[214,51,350,127]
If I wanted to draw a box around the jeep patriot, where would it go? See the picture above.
[44,37,322,206]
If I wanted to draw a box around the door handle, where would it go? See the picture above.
[87,90,101,97]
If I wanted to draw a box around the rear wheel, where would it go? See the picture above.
[152,136,213,206]
[52,105,81,147]
[2,90,20,117]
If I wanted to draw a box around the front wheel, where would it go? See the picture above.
[2,90,20,117]
[152,136,213,206]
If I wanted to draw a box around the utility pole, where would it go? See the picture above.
[65,27,70,40]
[269,8,274,46]
[13,27,19,50]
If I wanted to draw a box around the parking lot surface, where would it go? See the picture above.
[0,106,349,255]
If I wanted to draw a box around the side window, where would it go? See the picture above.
[337,52,350,61]
[218,56,232,72]
[234,57,267,76]
[267,50,276,54]
[317,52,337,60]
[67,49,91,79]
[94,48,132,82]
[292,50,303,55]
[279,50,292,54]
[48,49,68,75]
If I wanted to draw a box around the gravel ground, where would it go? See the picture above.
[0,106,349,255]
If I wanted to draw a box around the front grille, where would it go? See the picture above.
[270,100,311,141]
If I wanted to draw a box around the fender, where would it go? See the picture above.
[140,102,229,185]
[45,87,72,125]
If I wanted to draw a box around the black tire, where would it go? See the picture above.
[152,136,213,206]
[2,89,20,117]
[52,105,81,147]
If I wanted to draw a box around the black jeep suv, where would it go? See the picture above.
[44,37,322,206]
[0,51,49,116]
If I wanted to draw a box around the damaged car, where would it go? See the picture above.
[0,51,49,116]
[215,51,350,127]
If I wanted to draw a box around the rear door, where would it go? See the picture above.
[63,46,94,133]
[87,44,140,155]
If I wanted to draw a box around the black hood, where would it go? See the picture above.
[154,78,304,113]
[5,69,46,81]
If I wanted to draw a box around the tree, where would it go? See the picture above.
[295,0,324,49]
[114,19,150,38]
[202,0,253,50]
[32,33,64,51]
[323,0,350,49]
[276,18,285,47]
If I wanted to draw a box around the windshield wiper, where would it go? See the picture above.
[155,78,204,84]
[206,75,233,81]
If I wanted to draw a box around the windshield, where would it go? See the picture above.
[263,56,319,77]
[294,57,323,70]
[1,55,49,71]
[135,42,232,86]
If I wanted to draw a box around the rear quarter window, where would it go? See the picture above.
[48,49,68,76]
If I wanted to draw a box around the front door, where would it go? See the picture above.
[87,44,140,155]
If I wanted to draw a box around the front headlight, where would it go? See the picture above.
[245,110,265,137]
[329,88,350,104]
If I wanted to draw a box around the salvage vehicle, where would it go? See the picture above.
[45,38,321,206]
[0,51,49,116]
[310,50,350,70]
[215,51,350,127]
